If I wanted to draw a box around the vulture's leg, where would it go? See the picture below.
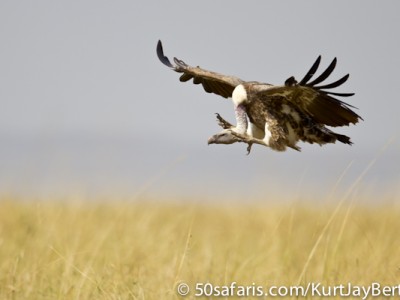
[229,132,270,154]
[213,113,270,154]
[215,113,233,129]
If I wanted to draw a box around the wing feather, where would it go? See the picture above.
[260,55,362,127]
[315,74,349,90]
[325,91,355,97]
[202,80,213,93]
[298,56,321,85]
[157,40,244,99]
[158,40,362,127]
[179,73,193,82]
[306,58,337,86]
[193,77,202,85]
[259,85,361,127]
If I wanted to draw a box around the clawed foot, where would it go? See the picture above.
[229,131,268,155]
[246,143,253,155]
[212,113,269,154]
[215,113,233,129]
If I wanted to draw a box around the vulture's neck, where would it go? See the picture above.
[232,84,249,134]
[234,104,248,134]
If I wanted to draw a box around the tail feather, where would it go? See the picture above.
[302,125,353,146]
[333,132,353,145]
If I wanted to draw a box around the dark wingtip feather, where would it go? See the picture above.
[325,91,355,97]
[299,55,321,85]
[316,74,350,90]
[307,57,337,86]
[193,77,202,84]
[179,73,193,82]
[335,133,353,145]
[156,40,174,68]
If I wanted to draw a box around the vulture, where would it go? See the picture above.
[157,40,362,153]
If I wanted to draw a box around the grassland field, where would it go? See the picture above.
[0,195,400,299]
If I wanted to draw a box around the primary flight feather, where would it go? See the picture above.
[157,40,362,153]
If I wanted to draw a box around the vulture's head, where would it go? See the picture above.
[207,129,240,145]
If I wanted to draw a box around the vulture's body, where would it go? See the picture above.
[157,40,362,152]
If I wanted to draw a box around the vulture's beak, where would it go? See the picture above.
[207,136,216,145]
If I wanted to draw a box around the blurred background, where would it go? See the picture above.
[0,1,399,201]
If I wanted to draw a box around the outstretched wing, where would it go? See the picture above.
[157,40,244,99]
[262,56,362,127]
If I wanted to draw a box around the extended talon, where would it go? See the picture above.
[228,131,254,154]
[215,113,233,129]
[246,143,253,155]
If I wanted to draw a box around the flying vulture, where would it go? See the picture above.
[157,40,362,153]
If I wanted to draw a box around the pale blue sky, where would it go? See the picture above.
[0,1,399,200]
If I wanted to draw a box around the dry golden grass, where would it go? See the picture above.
[0,197,400,299]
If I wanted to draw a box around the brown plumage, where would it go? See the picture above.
[157,40,362,152]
